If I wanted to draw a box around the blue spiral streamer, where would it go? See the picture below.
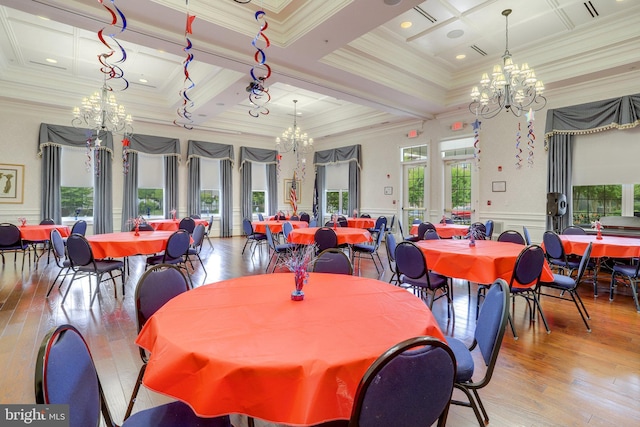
[248,10,271,117]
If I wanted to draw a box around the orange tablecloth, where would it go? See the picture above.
[136,273,444,425]
[147,219,208,231]
[18,224,70,241]
[86,231,173,258]
[410,223,469,239]
[415,239,554,284]
[287,227,371,245]
[347,217,376,229]
[559,234,640,258]
[252,220,309,234]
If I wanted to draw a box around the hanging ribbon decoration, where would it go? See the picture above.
[526,108,535,167]
[276,154,282,178]
[248,10,271,117]
[122,136,130,174]
[97,0,129,90]
[515,122,522,169]
[85,133,93,173]
[175,2,196,129]
[472,117,481,168]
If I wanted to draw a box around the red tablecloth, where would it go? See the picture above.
[346,217,376,229]
[252,220,309,234]
[287,227,371,245]
[136,273,444,425]
[414,239,554,284]
[410,223,469,238]
[147,219,208,231]
[18,225,70,241]
[559,234,640,258]
[86,231,173,258]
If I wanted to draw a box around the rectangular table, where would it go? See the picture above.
[415,239,554,284]
[136,273,444,425]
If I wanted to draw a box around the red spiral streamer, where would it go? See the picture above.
[249,10,271,117]
[97,0,129,91]
[175,11,197,129]
[472,118,481,168]
[526,109,535,167]
[515,122,522,169]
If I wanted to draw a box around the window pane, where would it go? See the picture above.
[138,154,163,188]
[61,187,94,218]
[407,165,425,209]
[572,185,622,226]
[252,191,265,214]
[326,191,339,214]
[138,188,164,217]
[402,145,428,162]
[341,191,349,215]
[200,189,220,214]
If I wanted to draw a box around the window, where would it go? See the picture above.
[402,145,428,162]
[252,162,267,215]
[325,162,349,216]
[138,153,164,217]
[61,147,94,219]
[200,158,220,215]
[402,144,429,225]
[573,185,622,226]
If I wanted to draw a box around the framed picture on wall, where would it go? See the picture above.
[0,163,24,204]
[284,179,301,203]
[492,181,506,192]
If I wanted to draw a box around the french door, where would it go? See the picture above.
[402,163,427,228]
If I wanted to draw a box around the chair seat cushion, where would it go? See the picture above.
[352,243,375,253]
[612,263,638,277]
[542,273,575,290]
[125,401,231,427]
[549,258,580,270]
[275,243,296,252]
[250,233,267,241]
[446,337,474,382]
[400,272,447,290]
[78,260,123,273]
[146,254,183,266]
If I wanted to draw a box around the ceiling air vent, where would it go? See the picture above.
[470,45,487,57]
[584,1,599,18]
[413,6,437,23]
[29,60,66,70]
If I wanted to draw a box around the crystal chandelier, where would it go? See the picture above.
[276,100,313,180]
[72,75,133,135]
[469,9,546,119]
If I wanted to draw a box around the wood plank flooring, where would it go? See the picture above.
[0,236,639,426]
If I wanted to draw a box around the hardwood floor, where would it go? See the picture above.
[1,236,639,426]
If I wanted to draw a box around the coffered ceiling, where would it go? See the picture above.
[0,0,638,141]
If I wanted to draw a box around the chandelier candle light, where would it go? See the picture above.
[276,100,313,181]
[469,9,546,119]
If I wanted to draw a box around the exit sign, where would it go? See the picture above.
[451,121,464,131]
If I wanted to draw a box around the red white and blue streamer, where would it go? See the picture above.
[97,0,129,90]
[526,108,535,167]
[472,118,481,168]
[248,10,271,117]
[175,1,196,129]
[515,122,522,169]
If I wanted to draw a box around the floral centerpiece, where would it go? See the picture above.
[278,244,317,301]
[128,216,146,236]
[466,223,485,246]
[170,209,177,221]
[18,217,27,227]
[591,220,604,240]
[352,209,358,218]
[440,215,447,225]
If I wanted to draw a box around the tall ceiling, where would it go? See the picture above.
[0,0,638,141]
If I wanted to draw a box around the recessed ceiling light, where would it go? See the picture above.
[447,29,464,39]
[45,58,57,64]
[38,16,50,21]
[400,21,412,29]
[384,0,402,5]
[456,54,466,60]
[139,78,148,83]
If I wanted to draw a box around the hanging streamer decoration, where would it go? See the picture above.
[248,10,271,117]
[97,0,129,90]
[85,132,93,173]
[472,118,481,168]
[122,136,130,174]
[175,2,196,129]
[526,109,535,167]
[515,122,522,169]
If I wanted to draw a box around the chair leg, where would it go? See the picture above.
[530,292,551,334]
[569,291,591,332]
[124,363,147,420]
[90,273,104,307]
[61,271,79,304]
[508,311,518,340]
[451,384,486,427]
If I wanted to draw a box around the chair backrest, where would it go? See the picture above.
[257,213,265,221]
[314,227,338,252]
[395,241,427,280]
[497,230,525,245]
[50,229,66,265]
[510,244,545,290]
[424,228,440,240]
[360,213,371,218]
[385,232,397,263]
[132,222,155,232]
[374,216,387,230]
[416,222,436,240]
[485,220,494,239]
[542,230,565,261]
[66,234,94,267]
[474,279,510,375]
[314,248,353,275]
[388,214,395,231]
[282,222,294,240]
[35,324,113,427]
[412,218,422,224]
[397,219,405,238]
[0,223,21,247]
[265,225,277,251]
[299,212,310,223]
[178,217,196,233]
[191,224,206,248]
[164,230,190,259]
[70,220,87,236]
[135,264,189,333]
[308,219,318,228]
[468,222,487,240]
[443,217,454,224]
[349,336,456,427]
[562,226,586,235]
[337,216,348,227]
[574,242,594,284]
[242,218,254,236]
[189,214,201,219]
[522,226,532,245]
[40,218,55,225]
[205,216,214,234]
[372,223,385,248]
[290,215,300,221]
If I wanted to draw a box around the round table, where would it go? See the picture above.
[346,217,376,229]
[410,223,469,239]
[86,231,174,258]
[136,273,444,425]
[18,224,70,241]
[147,219,208,231]
[252,220,309,234]
[287,227,371,245]
[559,234,640,258]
